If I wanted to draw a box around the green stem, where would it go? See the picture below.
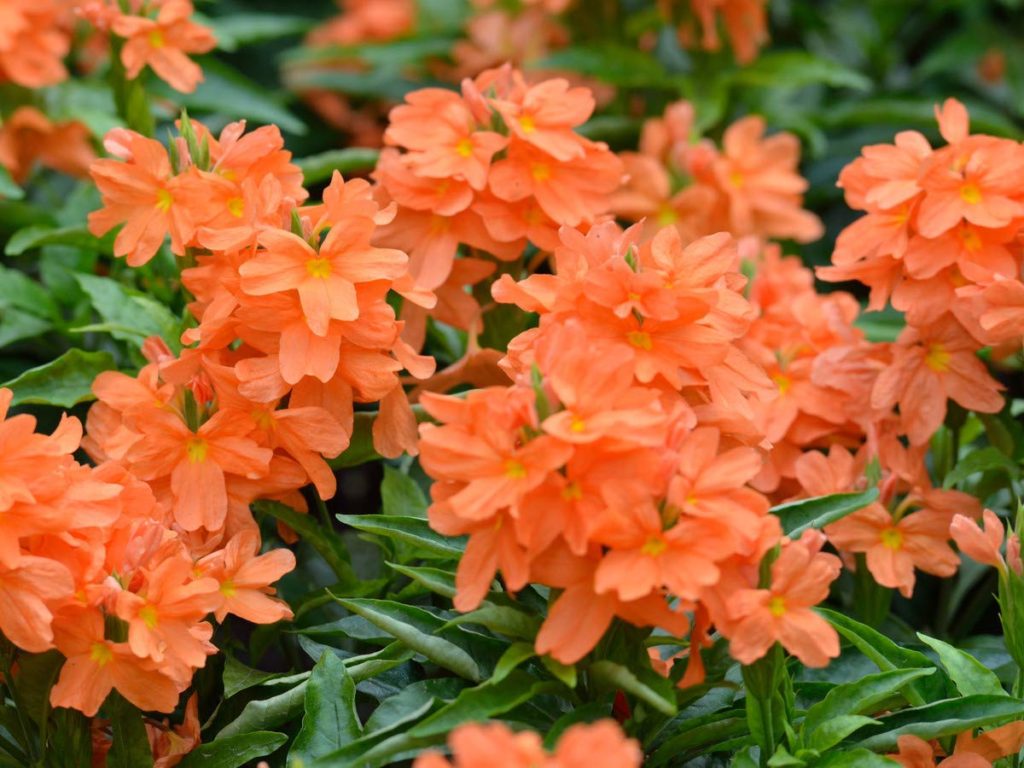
[741,645,790,766]
[853,554,893,627]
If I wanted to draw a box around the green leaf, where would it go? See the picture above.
[444,603,541,640]
[805,715,880,753]
[917,633,1005,697]
[335,598,480,681]
[491,642,536,684]
[178,732,287,768]
[0,166,23,200]
[364,679,467,734]
[289,652,361,767]
[589,660,677,716]
[203,13,312,51]
[533,44,676,87]
[409,670,554,737]
[164,58,306,135]
[649,711,748,767]
[74,274,180,347]
[338,514,464,559]
[10,650,63,730]
[803,668,936,750]
[6,225,110,256]
[296,149,381,186]
[731,51,871,90]
[222,655,287,699]
[386,562,457,599]
[0,308,51,348]
[216,682,307,740]
[2,349,116,408]
[0,265,58,318]
[381,466,428,518]
[819,609,938,707]
[771,489,880,538]
[855,695,1024,751]
[541,656,577,689]
[256,500,357,585]
[105,693,153,768]
[943,447,1020,488]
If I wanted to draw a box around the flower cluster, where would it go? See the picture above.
[374,64,624,292]
[413,720,641,768]
[0,387,294,720]
[612,100,823,246]
[86,118,433,547]
[820,99,1012,443]
[736,236,985,598]
[420,222,842,670]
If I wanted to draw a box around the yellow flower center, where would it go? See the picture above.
[642,536,667,557]
[148,29,165,48]
[456,138,473,158]
[306,257,332,279]
[155,188,173,213]
[139,605,159,629]
[505,459,527,479]
[627,331,653,351]
[227,196,245,218]
[958,226,982,252]
[924,343,951,373]
[880,527,903,550]
[657,206,678,226]
[960,182,982,205]
[252,409,274,430]
[90,642,114,667]
[531,163,550,181]
[773,373,792,396]
[768,596,787,617]
[220,579,236,597]
[185,438,208,464]
[519,114,536,133]
[729,170,745,188]
[562,481,582,501]
[569,414,586,433]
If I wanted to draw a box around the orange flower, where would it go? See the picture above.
[871,316,1004,445]
[385,88,508,190]
[419,388,573,525]
[0,555,73,652]
[704,115,823,243]
[112,0,217,93]
[113,544,220,669]
[240,226,406,336]
[88,129,209,266]
[412,720,641,768]
[727,530,841,667]
[125,409,272,532]
[0,107,95,184]
[915,101,1024,238]
[891,734,991,768]
[592,481,737,601]
[667,427,769,533]
[950,509,1007,573]
[826,505,959,597]
[199,529,295,624]
[687,0,769,63]
[50,608,182,717]
[0,0,70,87]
